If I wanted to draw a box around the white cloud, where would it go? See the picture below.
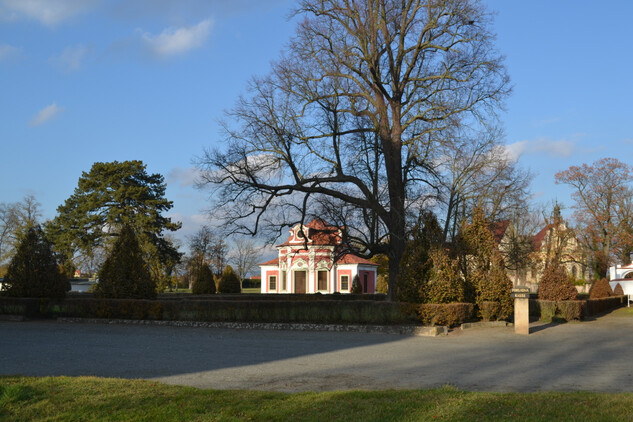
[0,43,19,61]
[29,102,63,127]
[166,212,215,241]
[504,137,576,161]
[624,138,633,145]
[0,0,96,26]
[140,18,213,58]
[50,44,91,72]
[168,166,203,187]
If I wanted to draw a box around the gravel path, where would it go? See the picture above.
[2,309,633,392]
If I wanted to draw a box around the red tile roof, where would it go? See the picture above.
[336,254,379,266]
[490,220,510,244]
[259,258,279,266]
[532,225,551,250]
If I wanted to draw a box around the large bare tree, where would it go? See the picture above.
[198,0,510,299]
[556,157,633,277]
[0,194,42,265]
[436,125,531,241]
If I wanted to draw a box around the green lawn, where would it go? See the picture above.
[2,376,632,421]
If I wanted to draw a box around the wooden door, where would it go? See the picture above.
[294,271,307,294]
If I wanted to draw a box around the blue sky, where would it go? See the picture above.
[1,0,631,246]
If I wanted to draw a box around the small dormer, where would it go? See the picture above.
[289,224,312,244]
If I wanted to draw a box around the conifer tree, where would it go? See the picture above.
[95,225,156,299]
[2,226,69,298]
[462,207,513,318]
[425,248,464,304]
[351,274,362,294]
[192,263,216,295]
[397,211,443,303]
[217,265,241,294]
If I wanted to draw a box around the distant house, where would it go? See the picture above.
[259,219,378,294]
[493,214,589,292]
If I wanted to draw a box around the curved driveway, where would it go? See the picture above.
[2,309,633,392]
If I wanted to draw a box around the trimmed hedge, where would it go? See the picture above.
[529,296,626,322]
[585,296,627,316]
[415,303,474,327]
[479,301,506,322]
[155,293,388,302]
[0,297,415,325]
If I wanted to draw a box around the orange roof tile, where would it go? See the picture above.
[259,258,279,266]
[336,254,379,266]
[490,220,510,244]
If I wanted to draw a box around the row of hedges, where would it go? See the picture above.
[529,296,627,322]
[3,296,623,326]
[0,297,413,325]
[415,303,474,327]
[159,293,389,302]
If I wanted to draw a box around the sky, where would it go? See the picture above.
[1,0,632,250]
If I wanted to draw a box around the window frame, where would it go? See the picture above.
[340,274,349,291]
[317,270,329,292]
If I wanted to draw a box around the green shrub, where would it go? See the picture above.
[375,274,388,294]
[556,301,583,321]
[192,264,216,295]
[397,211,442,303]
[461,207,512,318]
[589,278,613,299]
[416,303,474,327]
[95,225,156,299]
[538,263,578,301]
[351,275,362,294]
[1,226,69,299]
[537,300,557,322]
[217,265,241,294]
[534,300,583,322]
[479,301,503,322]
[425,248,464,304]
[472,255,513,320]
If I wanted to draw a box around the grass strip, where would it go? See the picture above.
[1,375,632,421]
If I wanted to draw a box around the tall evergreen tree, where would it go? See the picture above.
[46,160,181,276]
[462,207,513,318]
[397,211,443,303]
[95,225,156,299]
[2,226,69,298]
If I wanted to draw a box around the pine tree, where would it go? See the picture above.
[95,225,156,299]
[2,226,69,298]
[192,263,216,295]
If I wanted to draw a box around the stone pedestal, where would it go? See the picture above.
[511,286,530,335]
[513,297,529,335]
